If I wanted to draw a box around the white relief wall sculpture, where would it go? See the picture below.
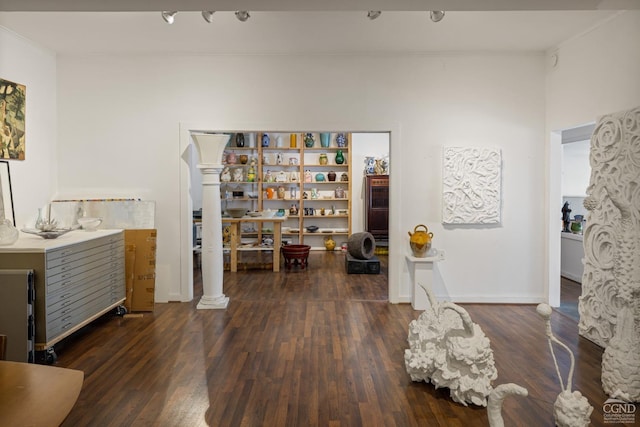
[442,147,502,224]
[578,106,640,402]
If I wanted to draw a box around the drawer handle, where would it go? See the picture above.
[61,281,71,287]
[61,308,70,315]
[62,322,73,330]
[61,257,69,264]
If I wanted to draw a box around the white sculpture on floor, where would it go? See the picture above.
[404,285,497,407]
[537,304,593,427]
[487,383,528,427]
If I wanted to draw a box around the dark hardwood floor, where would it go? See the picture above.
[52,252,627,426]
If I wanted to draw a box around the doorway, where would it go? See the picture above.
[549,123,594,311]
[181,127,393,303]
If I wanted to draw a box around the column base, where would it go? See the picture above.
[196,295,229,310]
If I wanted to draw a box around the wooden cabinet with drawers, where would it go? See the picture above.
[0,230,125,362]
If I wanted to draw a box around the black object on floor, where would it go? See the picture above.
[345,253,380,274]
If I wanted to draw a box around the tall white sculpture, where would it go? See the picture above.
[404,285,497,407]
[578,106,640,402]
[192,133,231,309]
[537,304,593,426]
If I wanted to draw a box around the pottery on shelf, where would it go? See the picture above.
[335,149,345,165]
[235,132,245,147]
[226,152,237,164]
[327,171,337,182]
[315,173,325,182]
[320,132,330,148]
[336,133,347,147]
[239,154,249,164]
[319,153,328,165]
[262,133,270,147]
[304,133,315,148]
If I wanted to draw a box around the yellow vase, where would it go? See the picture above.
[324,236,336,251]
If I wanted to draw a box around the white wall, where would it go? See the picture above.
[0,26,57,227]
[562,140,590,197]
[56,53,546,304]
[545,11,640,305]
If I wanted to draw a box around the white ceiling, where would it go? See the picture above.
[0,1,635,55]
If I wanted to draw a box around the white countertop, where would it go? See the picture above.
[0,229,122,252]
[561,232,583,241]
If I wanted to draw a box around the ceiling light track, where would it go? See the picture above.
[161,11,177,24]
[429,11,445,22]
[202,11,215,23]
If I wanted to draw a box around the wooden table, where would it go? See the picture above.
[0,360,84,427]
[223,216,286,272]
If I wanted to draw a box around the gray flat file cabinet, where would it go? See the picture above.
[0,230,125,363]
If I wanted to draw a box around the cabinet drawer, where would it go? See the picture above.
[45,233,123,263]
[46,259,123,296]
[45,245,124,278]
[46,248,124,291]
[47,274,123,315]
[46,239,123,269]
[45,281,124,337]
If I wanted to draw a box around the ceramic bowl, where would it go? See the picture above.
[247,211,262,217]
[226,208,247,218]
[306,225,319,233]
[262,210,276,218]
[77,217,102,231]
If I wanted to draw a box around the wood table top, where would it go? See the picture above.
[0,361,84,427]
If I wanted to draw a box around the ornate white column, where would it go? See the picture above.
[192,133,231,309]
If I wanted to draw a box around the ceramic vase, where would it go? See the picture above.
[226,152,237,164]
[335,149,345,165]
[262,133,270,147]
[335,133,346,147]
[319,153,328,165]
[304,133,315,148]
[290,133,297,148]
[315,173,325,182]
[324,236,336,251]
[327,171,336,182]
[235,133,245,147]
[320,132,330,148]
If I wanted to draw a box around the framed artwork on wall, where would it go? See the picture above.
[0,77,26,160]
[442,146,502,225]
[0,160,15,226]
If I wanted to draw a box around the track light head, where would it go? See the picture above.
[367,11,382,20]
[161,11,177,24]
[235,11,250,22]
[429,11,445,22]
[202,11,215,23]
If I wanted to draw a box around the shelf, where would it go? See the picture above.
[304,164,349,167]
[302,198,349,201]
[304,147,349,151]
[223,132,351,246]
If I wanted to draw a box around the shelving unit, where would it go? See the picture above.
[221,132,351,250]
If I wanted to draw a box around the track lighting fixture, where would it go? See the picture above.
[235,11,250,22]
[367,11,382,20]
[161,11,177,24]
[202,11,215,23]
[429,11,445,22]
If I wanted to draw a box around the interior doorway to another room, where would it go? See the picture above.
[188,131,391,290]
[550,122,594,314]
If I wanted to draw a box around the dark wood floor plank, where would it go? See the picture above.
[51,252,630,426]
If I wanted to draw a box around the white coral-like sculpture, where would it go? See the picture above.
[537,303,593,426]
[487,383,529,427]
[404,286,497,407]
